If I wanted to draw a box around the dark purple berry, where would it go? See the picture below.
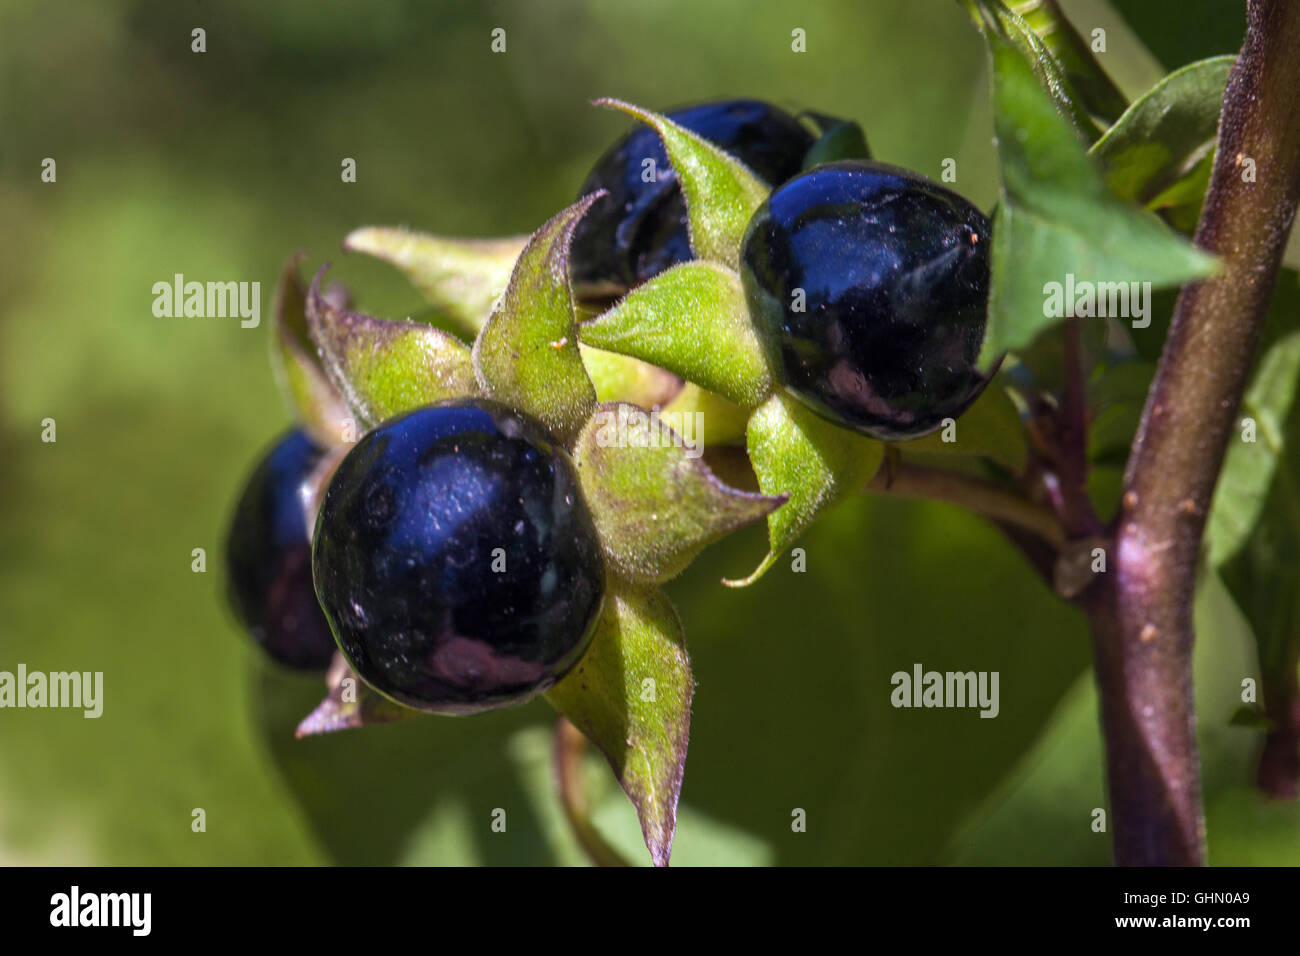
[740,160,993,441]
[311,399,606,714]
[226,429,338,671]
[570,99,815,300]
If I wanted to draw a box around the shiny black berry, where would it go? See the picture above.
[570,99,815,300]
[226,429,338,671]
[741,160,993,441]
[311,399,606,714]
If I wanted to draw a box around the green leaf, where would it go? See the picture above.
[961,0,1101,141]
[595,98,768,269]
[573,402,784,583]
[1091,56,1234,217]
[1006,0,1128,127]
[979,38,1217,368]
[1207,328,1300,568]
[545,580,693,867]
[305,265,478,430]
[269,253,353,447]
[473,196,599,445]
[580,261,772,408]
[343,227,527,338]
[898,382,1027,473]
[1210,283,1300,746]
[296,654,419,738]
[726,392,885,587]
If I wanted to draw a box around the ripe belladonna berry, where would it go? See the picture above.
[312,399,606,714]
[570,99,816,300]
[741,160,994,442]
[226,429,338,671]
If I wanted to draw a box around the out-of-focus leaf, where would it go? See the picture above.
[1207,329,1300,568]
[595,98,768,269]
[1006,0,1128,126]
[1002,312,1108,395]
[545,580,693,867]
[270,253,352,447]
[1090,56,1234,223]
[305,265,478,429]
[725,392,884,587]
[580,344,681,409]
[1128,287,1178,363]
[343,227,527,338]
[1086,359,1156,465]
[978,37,1217,368]
[1228,705,1273,731]
[949,571,1253,864]
[898,383,1027,473]
[573,402,784,583]
[473,197,599,445]
[663,381,751,446]
[1215,341,1300,745]
[296,653,419,738]
[961,0,1100,140]
[1145,153,1215,234]
[580,261,772,408]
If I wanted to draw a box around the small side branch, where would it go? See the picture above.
[866,457,1066,549]
[554,717,631,867]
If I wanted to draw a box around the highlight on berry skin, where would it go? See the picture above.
[740,160,993,442]
[310,399,607,715]
[570,98,820,302]
[225,428,338,672]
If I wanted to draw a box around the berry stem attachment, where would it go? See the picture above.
[553,717,632,868]
[865,456,1066,549]
[1086,0,1300,866]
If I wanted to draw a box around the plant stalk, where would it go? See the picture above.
[553,717,631,867]
[866,457,1066,548]
[1086,0,1300,866]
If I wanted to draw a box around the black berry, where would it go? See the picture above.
[571,99,814,300]
[311,399,606,714]
[740,160,993,441]
[226,429,338,671]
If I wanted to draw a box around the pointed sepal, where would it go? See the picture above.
[473,196,600,445]
[545,580,693,867]
[305,266,478,430]
[726,392,884,587]
[573,402,785,582]
[343,227,527,337]
[580,261,772,408]
[270,253,353,447]
[295,652,419,738]
[595,98,768,269]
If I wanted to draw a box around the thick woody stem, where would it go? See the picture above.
[1087,0,1300,865]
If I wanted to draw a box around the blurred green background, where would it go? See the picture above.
[2,0,1294,865]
